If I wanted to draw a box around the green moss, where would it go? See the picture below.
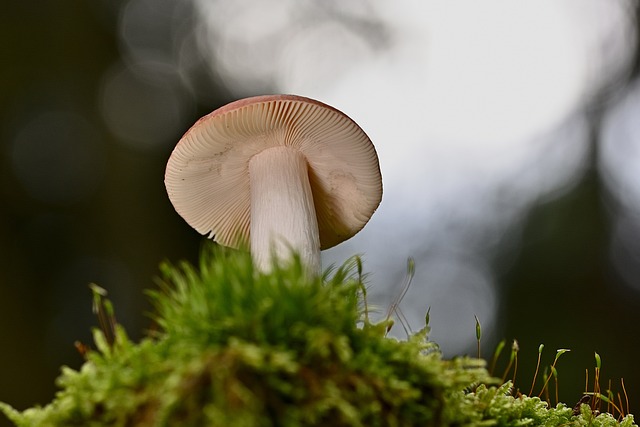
[1,246,636,426]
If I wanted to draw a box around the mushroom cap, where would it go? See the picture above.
[165,94,382,250]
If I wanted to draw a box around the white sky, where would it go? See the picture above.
[190,0,636,353]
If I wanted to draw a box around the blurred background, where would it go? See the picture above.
[2,0,640,420]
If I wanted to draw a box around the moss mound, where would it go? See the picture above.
[1,246,636,426]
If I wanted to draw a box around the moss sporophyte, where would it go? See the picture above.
[2,96,635,426]
[0,246,636,427]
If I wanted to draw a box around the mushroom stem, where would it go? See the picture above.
[249,146,321,273]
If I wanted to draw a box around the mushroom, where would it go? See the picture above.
[165,94,382,273]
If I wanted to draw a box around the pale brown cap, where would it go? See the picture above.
[165,94,382,250]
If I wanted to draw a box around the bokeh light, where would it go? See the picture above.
[99,61,193,150]
[10,110,105,204]
[601,77,640,292]
[189,0,636,354]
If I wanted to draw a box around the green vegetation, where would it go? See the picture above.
[0,245,636,426]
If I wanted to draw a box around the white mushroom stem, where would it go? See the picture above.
[249,146,321,273]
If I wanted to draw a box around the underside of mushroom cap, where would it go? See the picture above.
[165,94,382,250]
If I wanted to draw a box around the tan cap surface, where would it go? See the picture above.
[165,94,382,250]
